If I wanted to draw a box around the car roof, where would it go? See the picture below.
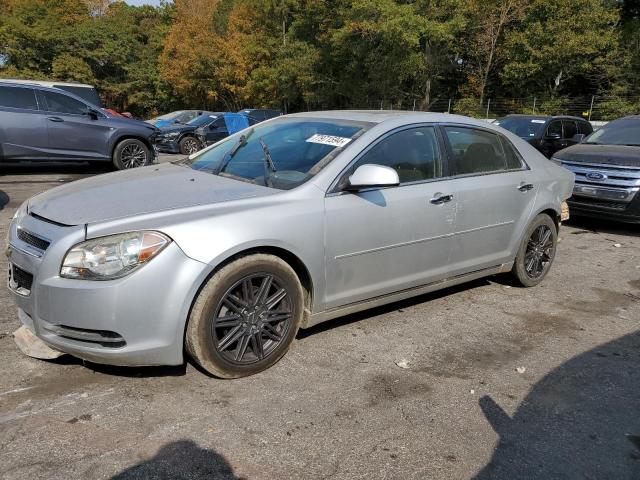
[0,78,95,89]
[501,114,587,121]
[286,110,494,125]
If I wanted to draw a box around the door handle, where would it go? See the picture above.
[47,116,64,122]
[430,193,454,205]
[517,182,534,192]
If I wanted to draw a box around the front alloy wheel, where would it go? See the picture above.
[179,136,201,155]
[186,254,304,378]
[213,273,293,364]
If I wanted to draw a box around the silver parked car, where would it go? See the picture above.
[7,111,573,378]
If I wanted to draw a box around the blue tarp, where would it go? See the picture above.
[223,113,250,134]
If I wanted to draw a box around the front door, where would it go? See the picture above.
[39,89,112,161]
[324,125,456,310]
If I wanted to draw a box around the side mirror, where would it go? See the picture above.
[572,133,586,143]
[545,132,561,140]
[85,108,100,120]
[345,164,400,191]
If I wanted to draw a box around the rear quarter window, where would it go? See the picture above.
[0,86,38,110]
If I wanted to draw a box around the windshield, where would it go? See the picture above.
[182,117,370,190]
[188,114,218,127]
[494,117,547,138]
[155,110,185,121]
[584,118,640,146]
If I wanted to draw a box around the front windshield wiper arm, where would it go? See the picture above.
[214,128,254,175]
[259,137,277,187]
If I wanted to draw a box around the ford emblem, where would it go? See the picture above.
[586,171,607,181]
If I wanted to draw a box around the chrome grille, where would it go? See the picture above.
[560,161,640,203]
[17,228,50,252]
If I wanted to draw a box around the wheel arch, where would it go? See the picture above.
[180,245,315,353]
[112,134,154,158]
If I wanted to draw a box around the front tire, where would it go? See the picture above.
[511,213,558,287]
[112,138,152,170]
[186,254,304,378]
[179,136,202,155]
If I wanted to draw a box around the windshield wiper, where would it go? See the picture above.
[259,137,277,188]
[214,128,254,175]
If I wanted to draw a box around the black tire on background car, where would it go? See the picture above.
[179,136,202,155]
[186,254,305,378]
[112,138,153,170]
[511,213,558,287]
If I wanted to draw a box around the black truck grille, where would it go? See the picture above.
[17,229,50,251]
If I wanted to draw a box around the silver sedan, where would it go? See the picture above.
[7,111,574,378]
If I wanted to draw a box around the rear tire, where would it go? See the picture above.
[511,213,557,287]
[186,254,304,378]
[112,139,152,170]
[179,136,202,155]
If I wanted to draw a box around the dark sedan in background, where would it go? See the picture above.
[494,115,593,158]
[552,115,640,223]
[155,112,225,155]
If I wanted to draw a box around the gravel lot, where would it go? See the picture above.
[0,158,639,480]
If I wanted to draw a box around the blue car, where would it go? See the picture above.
[146,110,207,128]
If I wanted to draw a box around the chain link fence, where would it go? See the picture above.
[331,96,640,122]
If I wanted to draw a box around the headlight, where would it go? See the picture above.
[159,132,180,140]
[60,231,170,280]
[550,157,563,166]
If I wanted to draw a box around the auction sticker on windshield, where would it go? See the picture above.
[306,134,352,148]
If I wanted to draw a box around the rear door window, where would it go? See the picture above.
[0,86,38,110]
[41,90,88,115]
[443,126,508,175]
[562,120,578,139]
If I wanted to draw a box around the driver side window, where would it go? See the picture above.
[353,126,443,184]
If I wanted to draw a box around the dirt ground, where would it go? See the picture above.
[0,160,639,480]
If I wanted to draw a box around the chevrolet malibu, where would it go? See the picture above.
[7,111,573,378]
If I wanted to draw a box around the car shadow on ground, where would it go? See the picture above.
[565,216,639,237]
[48,354,187,378]
[474,330,640,479]
[110,439,241,479]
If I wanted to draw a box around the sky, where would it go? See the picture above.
[124,0,163,6]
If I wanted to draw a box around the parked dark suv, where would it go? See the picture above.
[552,115,640,223]
[0,81,158,169]
[494,115,593,158]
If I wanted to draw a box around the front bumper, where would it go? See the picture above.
[154,138,181,154]
[568,188,640,224]
[7,210,208,366]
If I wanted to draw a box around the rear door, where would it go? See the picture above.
[441,125,538,276]
[562,119,580,148]
[39,89,112,161]
[0,85,49,161]
[541,120,565,157]
[324,125,456,309]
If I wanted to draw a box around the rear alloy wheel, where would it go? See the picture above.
[113,139,152,170]
[186,254,304,378]
[179,136,202,155]
[512,213,557,287]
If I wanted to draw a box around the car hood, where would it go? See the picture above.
[28,163,276,226]
[555,144,640,167]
